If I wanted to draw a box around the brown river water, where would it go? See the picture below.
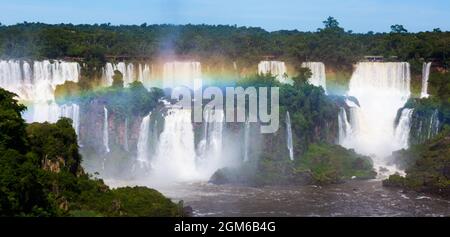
[107,179,450,217]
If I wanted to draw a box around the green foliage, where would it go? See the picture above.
[0,89,28,153]
[322,16,341,29]
[55,81,81,100]
[26,118,82,174]
[80,81,164,119]
[383,128,450,197]
[296,143,376,184]
[210,143,376,186]
[280,82,337,154]
[429,72,450,103]
[112,70,124,88]
[0,19,448,70]
[390,24,408,33]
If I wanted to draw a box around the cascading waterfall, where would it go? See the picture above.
[243,118,250,162]
[138,64,151,83]
[339,62,411,167]
[103,62,152,86]
[163,61,202,90]
[0,60,80,101]
[124,117,129,152]
[59,104,80,135]
[136,113,152,169]
[0,60,81,133]
[338,107,352,147]
[103,107,110,153]
[427,109,440,139]
[258,61,288,83]
[151,108,199,181]
[420,62,432,98]
[197,107,225,173]
[394,108,414,149]
[301,62,327,92]
[286,111,294,161]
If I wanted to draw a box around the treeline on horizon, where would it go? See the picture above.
[0,17,449,72]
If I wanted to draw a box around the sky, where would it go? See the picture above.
[0,0,449,33]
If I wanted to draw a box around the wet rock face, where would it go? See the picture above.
[79,100,105,153]
[78,100,144,155]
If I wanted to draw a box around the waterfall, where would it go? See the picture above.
[163,61,202,90]
[301,62,327,92]
[339,62,411,161]
[428,109,440,139]
[103,62,151,86]
[124,117,129,152]
[103,107,110,153]
[338,107,352,146]
[136,113,152,168]
[0,60,79,101]
[138,64,151,83]
[197,107,225,173]
[151,108,198,181]
[59,103,80,135]
[286,111,294,161]
[258,61,288,83]
[410,108,441,144]
[420,62,432,98]
[394,108,414,149]
[243,118,250,162]
[0,60,81,133]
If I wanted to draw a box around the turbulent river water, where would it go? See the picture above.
[107,180,450,217]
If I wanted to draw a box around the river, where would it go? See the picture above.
[107,179,450,217]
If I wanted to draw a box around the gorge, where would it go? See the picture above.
[0,54,448,216]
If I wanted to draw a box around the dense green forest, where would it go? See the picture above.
[0,17,449,71]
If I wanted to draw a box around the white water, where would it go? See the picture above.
[258,61,288,83]
[124,117,129,152]
[427,109,440,139]
[394,108,414,149]
[197,107,225,174]
[59,103,80,135]
[151,108,199,181]
[338,107,353,147]
[0,60,81,133]
[0,60,79,101]
[301,62,327,92]
[163,61,202,90]
[420,62,432,98]
[339,62,411,166]
[286,111,294,161]
[103,62,152,86]
[103,107,110,153]
[136,113,152,169]
[243,118,250,162]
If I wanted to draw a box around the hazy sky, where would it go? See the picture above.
[1,0,449,32]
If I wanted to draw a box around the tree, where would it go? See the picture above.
[112,70,124,88]
[0,88,28,152]
[292,67,312,86]
[323,16,340,29]
[390,24,408,33]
